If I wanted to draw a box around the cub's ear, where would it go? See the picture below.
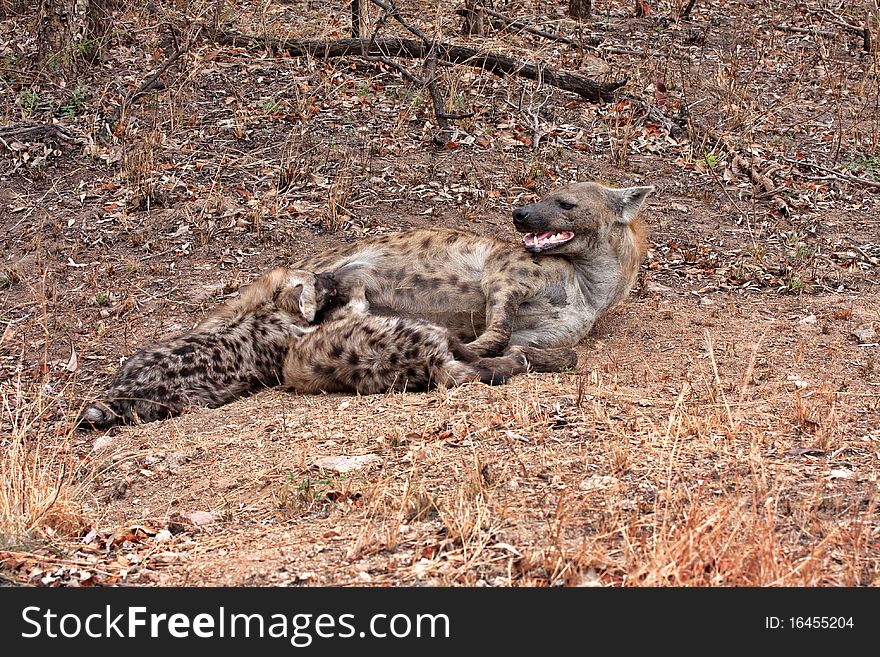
[609,185,654,224]
[297,282,318,322]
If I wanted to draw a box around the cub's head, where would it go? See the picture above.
[276,270,339,323]
[512,182,654,255]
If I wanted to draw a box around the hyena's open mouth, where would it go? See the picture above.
[522,231,575,253]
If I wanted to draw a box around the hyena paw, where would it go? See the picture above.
[507,346,578,372]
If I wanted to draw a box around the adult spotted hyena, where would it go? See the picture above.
[78,268,337,429]
[293,181,653,355]
[283,282,578,394]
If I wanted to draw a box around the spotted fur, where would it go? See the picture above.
[78,269,335,429]
[293,181,653,355]
[283,286,578,394]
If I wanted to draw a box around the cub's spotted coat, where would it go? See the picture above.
[78,269,334,428]
[79,270,575,428]
[283,284,577,394]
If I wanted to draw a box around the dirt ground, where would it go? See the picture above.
[1,1,879,586]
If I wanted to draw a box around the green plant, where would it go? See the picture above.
[19,89,41,116]
[278,474,343,514]
[1,54,22,84]
[59,84,87,119]
[95,292,110,307]
[262,99,283,115]
[782,273,804,294]
[845,154,880,178]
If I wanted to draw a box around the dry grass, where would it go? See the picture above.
[0,375,85,549]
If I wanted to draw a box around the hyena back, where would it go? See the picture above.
[78,269,335,429]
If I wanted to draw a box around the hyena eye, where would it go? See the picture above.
[557,200,577,210]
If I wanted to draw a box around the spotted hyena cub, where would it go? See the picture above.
[78,268,337,429]
[282,277,578,395]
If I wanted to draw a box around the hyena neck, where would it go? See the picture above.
[570,227,642,315]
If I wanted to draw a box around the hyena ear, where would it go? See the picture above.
[609,186,654,224]
[297,283,318,322]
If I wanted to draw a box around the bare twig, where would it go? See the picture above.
[776,24,836,38]
[819,7,872,51]
[369,0,431,45]
[110,42,191,128]
[0,123,81,143]
[680,0,698,21]
[780,156,880,190]
[454,5,601,49]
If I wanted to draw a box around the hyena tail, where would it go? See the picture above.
[76,401,123,430]
[76,396,181,430]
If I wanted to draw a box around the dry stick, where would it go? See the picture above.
[819,7,873,51]
[739,331,767,401]
[775,24,836,38]
[351,0,363,38]
[704,330,735,433]
[680,0,697,20]
[371,0,623,101]
[110,44,190,127]
[368,0,431,44]
[780,156,880,190]
[454,5,599,48]
[362,1,473,134]
[214,33,626,102]
[0,123,81,143]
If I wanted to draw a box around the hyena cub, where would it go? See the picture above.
[283,280,578,395]
[78,268,337,429]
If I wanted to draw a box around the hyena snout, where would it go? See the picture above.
[512,207,534,231]
[512,205,552,233]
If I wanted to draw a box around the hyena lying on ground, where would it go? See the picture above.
[293,181,653,355]
[79,269,575,428]
[78,268,337,429]
[282,276,578,394]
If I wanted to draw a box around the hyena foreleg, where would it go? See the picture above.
[463,289,522,357]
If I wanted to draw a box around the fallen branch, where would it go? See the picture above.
[366,0,473,133]
[781,156,880,190]
[214,33,626,102]
[819,8,872,51]
[115,45,189,121]
[680,0,698,21]
[0,122,81,144]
